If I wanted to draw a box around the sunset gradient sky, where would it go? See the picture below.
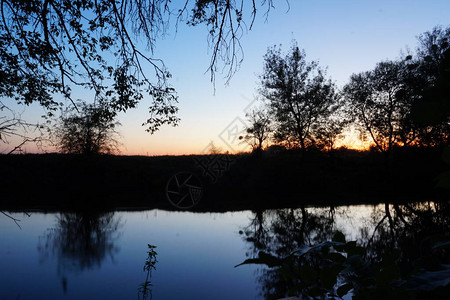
[2,0,450,155]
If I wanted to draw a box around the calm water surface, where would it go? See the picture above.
[0,203,447,299]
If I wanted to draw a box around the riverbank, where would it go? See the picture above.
[0,148,448,211]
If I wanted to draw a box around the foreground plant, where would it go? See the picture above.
[236,231,450,299]
[138,244,158,300]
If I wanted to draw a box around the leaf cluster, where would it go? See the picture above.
[237,230,450,299]
[1,0,281,134]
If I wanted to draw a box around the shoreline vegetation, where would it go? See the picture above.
[1,147,448,212]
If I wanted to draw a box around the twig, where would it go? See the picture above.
[0,211,27,229]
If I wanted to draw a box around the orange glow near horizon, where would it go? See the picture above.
[335,132,372,151]
[121,136,372,156]
[121,144,206,156]
[2,129,372,156]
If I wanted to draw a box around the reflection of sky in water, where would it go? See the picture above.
[0,210,262,300]
[0,206,380,299]
[331,205,380,240]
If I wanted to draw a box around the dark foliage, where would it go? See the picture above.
[0,100,48,153]
[343,60,413,153]
[260,41,341,150]
[240,107,272,151]
[238,202,450,299]
[0,148,447,211]
[0,0,279,133]
[54,101,121,154]
[343,26,450,151]
[409,27,450,146]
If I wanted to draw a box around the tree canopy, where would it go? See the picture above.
[343,60,411,153]
[409,26,450,146]
[253,27,449,153]
[260,42,339,150]
[343,26,450,151]
[0,0,277,133]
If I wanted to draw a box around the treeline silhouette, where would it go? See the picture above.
[1,26,448,210]
[244,26,450,154]
[0,148,447,211]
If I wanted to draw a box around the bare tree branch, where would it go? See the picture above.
[0,101,50,154]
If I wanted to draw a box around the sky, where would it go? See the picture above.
[2,0,450,155]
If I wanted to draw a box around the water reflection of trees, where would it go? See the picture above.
[38,211,121,292]
[244,207,338,257]
[241,206,340,299]
[240,202,450,299]
[362,202,450,275]
[0,211,30,229]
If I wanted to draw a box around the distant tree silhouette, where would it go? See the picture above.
[260,41,339,151]
[205,141,223,155]
[0,0,281,134]
[343,60,414,155]
[312,98,349,152]
[240,107,272,152]
[54,101,121,154]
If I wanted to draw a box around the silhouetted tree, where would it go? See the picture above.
[408,26,450,146]
[313,118,348,152]
[240,107,272,152]
[54,101,121,154]
[414,26,450,83]
[343,60,415,155]
[260,41,339,151]
[205,141,223,155]
[341,26,450,151]
[0,0,282,134]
